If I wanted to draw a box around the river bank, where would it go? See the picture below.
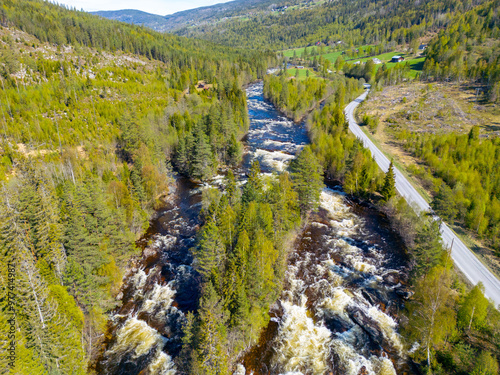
[94,81,415,375]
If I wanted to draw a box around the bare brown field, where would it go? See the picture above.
[361,82,500,136]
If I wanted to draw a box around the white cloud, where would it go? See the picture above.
[54,0,233,16]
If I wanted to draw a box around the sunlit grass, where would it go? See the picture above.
[286,67,319,80]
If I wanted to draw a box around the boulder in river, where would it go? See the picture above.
[324,312,354,333]
[383,270,404,285]
[347,305,385,346]
[395,288,414,300]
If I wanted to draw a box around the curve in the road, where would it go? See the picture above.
[345,88,500,308]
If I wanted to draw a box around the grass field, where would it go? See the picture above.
[286,0,327,11]
[283,46,426,78]
[286,67,319,80]
[347,52,425,78]
[282,44,375,59]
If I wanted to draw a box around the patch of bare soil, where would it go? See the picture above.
[361,82,500,136]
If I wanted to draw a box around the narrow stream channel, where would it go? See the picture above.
[96,81,413,375]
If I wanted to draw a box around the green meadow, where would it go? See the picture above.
[286,67,319,80]
[283,46,426,78]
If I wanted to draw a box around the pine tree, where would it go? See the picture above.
[227,133,242,166]
[412,220,445,277]
[176,136,190,174]
[432,183,458,222]
[224,169,238,205]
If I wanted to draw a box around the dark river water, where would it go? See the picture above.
[96,81,413,375]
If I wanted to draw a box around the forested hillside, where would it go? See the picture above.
[0,1,275,373]
[92,0,314,33]
[177,0,488,49]
[176,0,498,100]
[91,9,173,32]
[421,0,500,101]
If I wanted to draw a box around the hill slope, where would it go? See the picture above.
[91,9,172,31]
[91,0,311,32]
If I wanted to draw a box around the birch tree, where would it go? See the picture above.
[406,264,458,370]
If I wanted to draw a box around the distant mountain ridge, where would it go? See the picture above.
[92,0,294,32]
[91,9,172,31]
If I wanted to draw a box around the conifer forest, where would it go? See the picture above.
[0,0,499,374]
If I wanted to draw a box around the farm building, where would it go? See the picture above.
[372,58,382,64]
[391,56,404,62]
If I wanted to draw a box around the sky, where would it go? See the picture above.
[54,0,233,16]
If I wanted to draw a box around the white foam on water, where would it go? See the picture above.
[262,139,300,152]
[320,188,350,215]
[110,317,165,358]
[253,148,295,171]
[267,185,407,374]
[331,335,376,375]
[132,268,148,295]
[373,356,397,375]
[311,222,328,229]
[366,306,404,355]
[273,301,331,375]
[320,288,353,319]
[247,100,273,112]
[141,282,176,315]
[148,351,176,375]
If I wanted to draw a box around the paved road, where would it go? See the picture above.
[345,88,500,307]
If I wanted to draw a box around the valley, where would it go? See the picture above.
[0,0,499,374]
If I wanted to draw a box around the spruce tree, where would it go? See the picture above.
[197,282,229,375]
[381,161,396,201]
[290,146,324,213]
[196,221,224,280]
[432,183,458,221]
[191,130,213,181]
[242,160,263,204]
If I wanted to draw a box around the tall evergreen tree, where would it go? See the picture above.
[290,146,324,213]
[381,161,397,201]
[197,282,229,375]
[432,183,458,222]
[242,160,263,204]
[191,130,214,181]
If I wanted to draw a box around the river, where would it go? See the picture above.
[96,81,413,375]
